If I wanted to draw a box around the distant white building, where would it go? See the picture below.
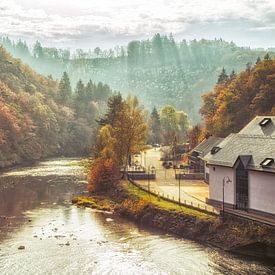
[188,136,223,182]
[204,116,275,219]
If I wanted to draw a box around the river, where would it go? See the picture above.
[0,158,274,275]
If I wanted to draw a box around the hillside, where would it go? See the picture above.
[201,57,275,137]
[0,46,111,168]
[1,35,273,122]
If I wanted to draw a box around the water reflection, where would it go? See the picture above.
[0,159,274,274]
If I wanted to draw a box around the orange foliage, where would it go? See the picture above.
[201,59,275,137]
[87,158,118,193]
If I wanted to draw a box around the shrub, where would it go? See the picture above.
[87,158,118,193]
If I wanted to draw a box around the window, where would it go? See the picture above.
[259,118,272,127]
[260,158,274,167]
[211,146,221,154]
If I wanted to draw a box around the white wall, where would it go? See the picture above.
[204,162,209,179]
[249,171,275,214]
[209,165,235,205]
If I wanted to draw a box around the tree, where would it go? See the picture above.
[85,79,95,101]
[97,93,123,126]
[217,68,228,84]
[87,158,118,193]
[201,59,275,137]
[188,125,203,149]
[256,57,261,64]
[176,111,190,140]
[229,70,236,80]
[149,107,162,144]
[113,96,148,169]
[264,53,271,60]
[160,105,178,145]
[57,72,72,104]
[75,79,85,102]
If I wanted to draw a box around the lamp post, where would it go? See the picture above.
[222,176,232,217]
[178,169,181,203]
[147,165,151,193]
[144,151,147,170]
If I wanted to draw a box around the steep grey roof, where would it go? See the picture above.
[239,116,275,137]
[191,136,223,157]
[203,133,275,173]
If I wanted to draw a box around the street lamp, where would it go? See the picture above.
[178,170,185,204]
[144,151,147,170]
[222,176,232,217]
[178,170,181,203]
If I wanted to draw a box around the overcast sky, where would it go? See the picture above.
[0,0,275,50]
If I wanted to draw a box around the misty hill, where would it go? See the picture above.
[201,56,275,137]
[0,46,112,168]
[0,35,273,122]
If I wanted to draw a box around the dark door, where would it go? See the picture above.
[236,161,248,210]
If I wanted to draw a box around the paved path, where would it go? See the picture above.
[134,148,210,208]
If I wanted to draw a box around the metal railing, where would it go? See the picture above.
[128,179,218,215]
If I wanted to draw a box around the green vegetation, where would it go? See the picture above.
[124,183,214,220]
[1,36,273,123]
[0,46,113,168]
[88,95,148,192]
[72,196,115,211]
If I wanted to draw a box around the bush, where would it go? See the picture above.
[87,158,118,193]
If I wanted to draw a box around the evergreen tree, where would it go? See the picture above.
[75,79,85,101]
[229,69,236,80]
[150,107,162,144]
[57,72,72,104]
[97,93,123,126]
[33,41,43,59]
[256,57,261,64]
[85,79,95,101]
[217,68,228,84]
[264,53,271,60]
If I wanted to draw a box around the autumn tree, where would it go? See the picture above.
[112,96,148,170]
[201,59,275,137]
[87,158,118,193]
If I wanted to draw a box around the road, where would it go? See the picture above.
[134,148,210,208]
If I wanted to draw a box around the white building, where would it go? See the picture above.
[204,116,275,219]
[188,136,223,182]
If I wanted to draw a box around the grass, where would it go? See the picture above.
[72,196,115,210]
[124,183,215,220]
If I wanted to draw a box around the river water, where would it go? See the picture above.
[0,158,274,275]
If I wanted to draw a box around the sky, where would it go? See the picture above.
[0,0,275,50]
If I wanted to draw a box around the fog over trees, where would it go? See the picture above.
[1,35,273,123]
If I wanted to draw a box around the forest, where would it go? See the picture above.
[200,55,275,138]
[1,35,273,123]
[0,46,113,168]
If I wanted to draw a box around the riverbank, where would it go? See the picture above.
[73,180,275,260]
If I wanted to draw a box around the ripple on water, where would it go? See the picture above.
[0,158,274,275]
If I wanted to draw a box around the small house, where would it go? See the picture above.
[204,116,275,220]
[188,136,223,182]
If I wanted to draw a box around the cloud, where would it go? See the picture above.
[0,0,275,48]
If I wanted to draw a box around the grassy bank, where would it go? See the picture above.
[123,183,214,221]
[72,180,275,260]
